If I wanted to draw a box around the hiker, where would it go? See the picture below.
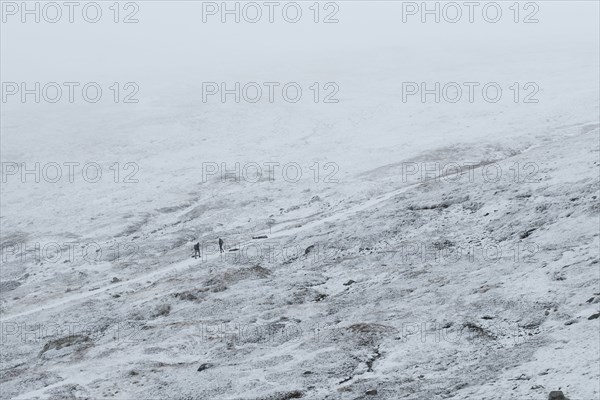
[193,242,201,259]
[219,238,224,253]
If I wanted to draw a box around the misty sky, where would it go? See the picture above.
[2,1,598,81]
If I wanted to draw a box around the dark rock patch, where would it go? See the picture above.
[197,363,214,372]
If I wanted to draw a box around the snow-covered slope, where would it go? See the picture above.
[1,123,598,399]
[1,2,599,399]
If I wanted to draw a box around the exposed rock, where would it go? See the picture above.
[197,363,214,372]
[314,293,328,302]
[40,334,92,356]
[548,390,566,400]
[152,304,171,317]
[520,228,536,239]
[0,280,21,292]
[261,390,304,399]
[173,291,198,301]
[309,195,321,204]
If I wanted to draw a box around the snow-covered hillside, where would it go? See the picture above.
[1,2,599,399]
[1,120,599,399]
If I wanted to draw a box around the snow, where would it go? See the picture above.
[1,2,599,399]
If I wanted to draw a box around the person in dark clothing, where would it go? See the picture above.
[193,242,201,259]
[218,238,224,253]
